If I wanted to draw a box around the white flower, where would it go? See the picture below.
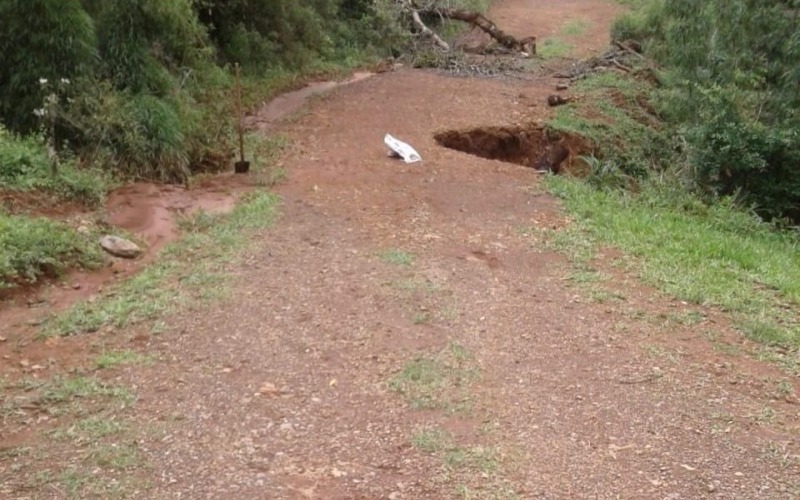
[33,108,46,117]
[60,78,70,85]
[39,78,48,85]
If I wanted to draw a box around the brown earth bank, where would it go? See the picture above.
[2,1,800,499]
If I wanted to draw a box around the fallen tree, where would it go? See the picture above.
[401,1,535,55]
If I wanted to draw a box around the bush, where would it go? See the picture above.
[611,0,800,222]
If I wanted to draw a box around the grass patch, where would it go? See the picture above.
[388,343,479,414]
[377,248,414,266]
[2,376,134,420]
[413,312,431,324]
[537,38,575,59]
[0,213,102,289]
[0,125,114,208]
[412,428,453,453]
[244,133,289,187]
[561,18,592,36]
[411,428,499,473]
[40,376,135,406]
[545,175,800,350]
[50,415,128,442]
[40,191,280,337]
[390,277,443,294]
[24,466,148,499]
[94,350,153,370]
[89,444,145,471]
[456,483,521,500]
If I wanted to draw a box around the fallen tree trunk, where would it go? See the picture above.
[420,6,535,54]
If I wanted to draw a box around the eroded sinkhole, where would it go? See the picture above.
[434,123,593,174]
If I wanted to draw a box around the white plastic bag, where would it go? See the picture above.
[384,134,421,163]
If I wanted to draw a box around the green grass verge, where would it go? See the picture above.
[41,191,280,337]
[545,176,800,350]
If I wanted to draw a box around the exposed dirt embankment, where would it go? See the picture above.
[435,123,594,173]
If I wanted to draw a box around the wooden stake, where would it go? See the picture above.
[235,63,245,163]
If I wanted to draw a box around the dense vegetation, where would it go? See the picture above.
[0,0,401,185]
[608,0,800,222]
[0,0,408,288]
[545,0,800,355]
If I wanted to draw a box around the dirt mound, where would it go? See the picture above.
[434,123,594,173]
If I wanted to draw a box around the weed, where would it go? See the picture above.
[411,428,499,474]
[390,277,443,294]
[388,343,479,414]
[456,482,521,500]
[378,248,414,266]
[749,406,777,425]
[412,428,453,453]
[41,376,135,406]
[0,125,114,207]
[247,133,288,188]
[50,415,128,442]
[413,312,431,324]
[444,446,499,473]
[561,19,592,36]
[712,342,742,356]
[774,380,794,398]
[258,167,288,187]
[642,344,682,364]
[666,311,706,326]
[566,269,603,284]
[588,287,625,303]
[537,38,575,59]
[94,350,153,370]
[762,441,800,469]
[89,444,144,470]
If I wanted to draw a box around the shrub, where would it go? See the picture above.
[612,0,800,222]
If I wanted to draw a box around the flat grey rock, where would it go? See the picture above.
[99,235,142,259]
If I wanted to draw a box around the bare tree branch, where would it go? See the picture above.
[404,0,450,50]
[419,6,535,54]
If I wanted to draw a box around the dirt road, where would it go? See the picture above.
[3,1,800,499]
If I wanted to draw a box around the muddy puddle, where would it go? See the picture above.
[0,72,375,344]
